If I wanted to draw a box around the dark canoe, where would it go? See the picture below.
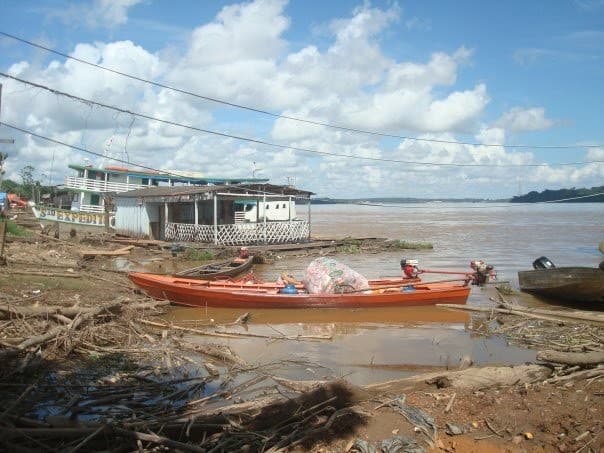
[174,256,254,280]
[518,267,604,304]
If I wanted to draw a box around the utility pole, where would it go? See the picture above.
[0,83,16,190]
[0,83,15,265]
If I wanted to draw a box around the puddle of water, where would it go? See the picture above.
[162,300,536,386]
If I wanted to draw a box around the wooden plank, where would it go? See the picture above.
[80,245,135,257]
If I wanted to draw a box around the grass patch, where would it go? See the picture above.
[4,220,30,236]
[337,244,361,254]
[389,240,433,250]
[337,237,363,253]
[184,248,215,261]
[495,283,515,296]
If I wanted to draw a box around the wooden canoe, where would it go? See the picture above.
[518,267,604,304]
[127,272,471,309]
[174,256,254,280]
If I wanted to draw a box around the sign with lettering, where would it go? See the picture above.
[33,207,107,227]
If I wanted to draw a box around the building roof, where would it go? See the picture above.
[113,183,314,200]
[68,164,269,185]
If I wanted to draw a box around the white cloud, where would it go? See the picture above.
[2,0,600,199]
[495,107,554,132]
[47,0,144,29]
[89,0,144,27]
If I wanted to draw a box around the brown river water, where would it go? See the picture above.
[149,203,604,385]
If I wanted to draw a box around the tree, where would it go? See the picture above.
[19,165,36,199]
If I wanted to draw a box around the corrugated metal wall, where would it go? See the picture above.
[114,198,151,237]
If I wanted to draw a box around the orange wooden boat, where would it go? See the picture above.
[127,272,471,308]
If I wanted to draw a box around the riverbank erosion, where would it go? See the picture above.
[0,231,603,452]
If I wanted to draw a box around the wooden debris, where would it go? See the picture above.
[437,303,604,324]
[364,364,553,393]
[537,350,604,366]
[5,270,81,278]
[80,245,135,258]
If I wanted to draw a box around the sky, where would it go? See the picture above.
[0,0,603,199]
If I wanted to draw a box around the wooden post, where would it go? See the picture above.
[164,201,168,240]
[194,196,199,225]
[0,220,7,265]
[263,192,267,244]
[307,196,311,241]
[288,196,292,241]
[213,192,218,245]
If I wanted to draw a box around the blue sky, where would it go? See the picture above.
[0,0,602,198]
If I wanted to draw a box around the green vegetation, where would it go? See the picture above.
[4,220,29,236]
[511,186,604,203]
[389,240,433,250]
[0,159,54,203]
[184,248,215,261]
[337,238,362,253]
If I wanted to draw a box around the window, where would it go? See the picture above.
[275,204,279,209]
[266,204,270,209]
[283,203,286,208]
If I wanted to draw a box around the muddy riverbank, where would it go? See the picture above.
[1,215,603,452]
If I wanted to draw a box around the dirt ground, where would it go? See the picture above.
[1,223,603,452]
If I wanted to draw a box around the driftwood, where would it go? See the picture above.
[499,303,604,324]
[437,303,604,324]
[80,245,135,258]
[537,350,604,366]
[1,304,95,319]
[138,319,332,341]
[364,364,553,394]
[16,300,124,350]
[172,338,247,367]
[0,300,166,321]
[5,270,81,278]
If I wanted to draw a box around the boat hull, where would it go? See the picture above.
[128,272,470,308]
[518,267,604,304]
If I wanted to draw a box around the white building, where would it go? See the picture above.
[33,163,268,231]
[113,183,314,245]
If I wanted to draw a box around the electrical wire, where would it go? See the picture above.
[0,122,313,198]
[1,31,602,150]
[2,73,603,168]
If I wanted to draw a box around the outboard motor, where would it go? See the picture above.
[400,258,419,279]
[532,256,555,270]
[470,260,496,285]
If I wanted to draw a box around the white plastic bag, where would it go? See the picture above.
[303,257,369,294]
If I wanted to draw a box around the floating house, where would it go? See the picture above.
[33,164,268,231]
[112,183,314,245]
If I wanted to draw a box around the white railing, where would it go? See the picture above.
[234,212,246,224]
[78,204,105,213]
[165,220,309,245]
[64,176,145,193]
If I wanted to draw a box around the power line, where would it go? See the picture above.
[0,122,308,199]
[2,73,603,168]
[1,30,602,150]
[3,122,601,205]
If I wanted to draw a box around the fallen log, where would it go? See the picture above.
[364,364,552,394]
[5,271,81,278]
[0,304,96,319]
[537,350,604,366]
[499,303,604,324]
[16,300,124,350]
[437,303,604,325]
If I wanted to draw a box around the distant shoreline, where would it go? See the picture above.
[310,198,603,205]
